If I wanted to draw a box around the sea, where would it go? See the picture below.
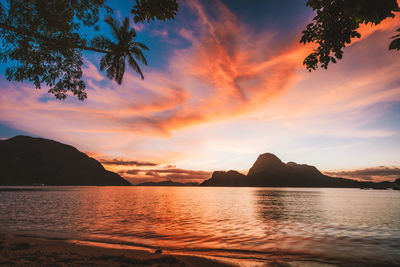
[0,186,399,266]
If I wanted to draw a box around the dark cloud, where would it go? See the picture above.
[143,168,210,175]
[164,165,176,168]
[162,173,209,180]
[100,159,158,167]
[118,169,141,175]
[325,166,400,182]
[145,171,160,176]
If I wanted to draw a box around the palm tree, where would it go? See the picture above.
[91,16,149,84]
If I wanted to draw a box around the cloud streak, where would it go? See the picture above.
[325,166,400,182]
[100,159,158,166]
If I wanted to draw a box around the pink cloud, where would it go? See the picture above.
[179,28,195,42]
[132,23,145,32]
[151,29,168,37]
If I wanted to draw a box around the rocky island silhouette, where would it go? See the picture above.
[0,136,130,186]
[201,153,396,188]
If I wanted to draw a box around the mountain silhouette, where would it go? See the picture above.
[201,170,247,186]
[201,153,394,188]
[0,136,131,186]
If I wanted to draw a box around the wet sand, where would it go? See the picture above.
[0,233,233,266]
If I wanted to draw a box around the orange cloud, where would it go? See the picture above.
[355,15,400,44]
[129,0,313,133]
[0,1,337,139]
[100,158,158,166]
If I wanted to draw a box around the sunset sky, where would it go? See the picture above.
[1,0,400,184]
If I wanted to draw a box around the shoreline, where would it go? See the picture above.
[0,232,359,267]
[1,231,397,266]
[0,233,234,266]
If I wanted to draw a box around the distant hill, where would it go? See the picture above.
[0,136,131,186]
[201,153,395,188]
[136,180,199,186]
[201,170,247,186]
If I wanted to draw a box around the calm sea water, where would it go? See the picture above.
[0,187,399,265]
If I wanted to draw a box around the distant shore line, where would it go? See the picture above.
[1,185,399,190]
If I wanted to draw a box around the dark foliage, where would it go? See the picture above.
[0,0,109,100]
[389,27,400,50]
[301,0,399,71]
[131,0,179,23]
[0,0,176,100]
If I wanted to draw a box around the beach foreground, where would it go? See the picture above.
[0,233,233,267]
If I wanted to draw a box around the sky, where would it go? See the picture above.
[0,0,400,184]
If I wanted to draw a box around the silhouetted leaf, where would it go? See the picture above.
[301,0,399,71]
[389,38,400,50]
[131,0,179,23]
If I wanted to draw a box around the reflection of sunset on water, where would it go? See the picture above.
[1,187,399,265]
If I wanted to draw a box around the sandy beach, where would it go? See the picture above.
[0,233,233,266]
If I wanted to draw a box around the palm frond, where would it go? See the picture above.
[99,53,113,71]
[121,17,130,33]
[128,54,144,79]
[103,53,117,81]
[115,56,126,84]
[133,41,149,50]
[104,15,122,41]
[130,46,147,65]
[128,28,137,40]
[105,66,115,81]
[91,35,114,50]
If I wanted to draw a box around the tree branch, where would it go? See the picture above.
[0,23,109,54]
[73,45,109,53]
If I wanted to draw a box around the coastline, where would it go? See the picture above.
[0,232,362,267]
[0,233,234,266]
